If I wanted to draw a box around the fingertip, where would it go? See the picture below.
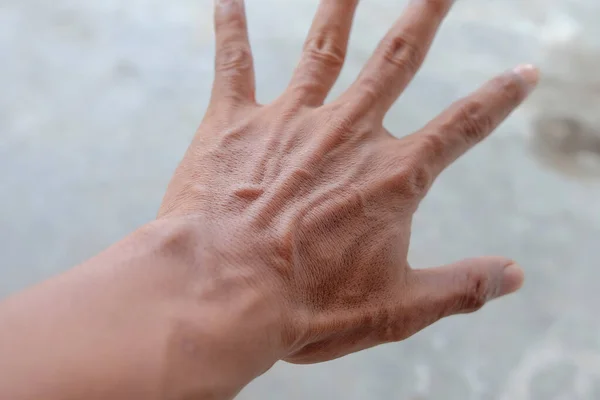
[512,64,540,92]
[498,262,525,297]
[215,0,240,10]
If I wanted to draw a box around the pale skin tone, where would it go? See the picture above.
[0,0,539,399]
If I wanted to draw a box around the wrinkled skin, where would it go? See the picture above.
[158,0,536,364]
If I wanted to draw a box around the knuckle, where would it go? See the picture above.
[377,307,409,343]
[455,101,494,144]
[419,133,446,161]
[303,32,347,70]
[410,164,432,196]
[356,76,383,101]
[382,321,409,343]
[456,270,489,313]
[394,163,432,199]
[380,34,423,74]
[328,115,355,139]
[216,45,253,73]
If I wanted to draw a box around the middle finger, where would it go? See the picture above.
[287,0,360,106]
[341,0,454,117]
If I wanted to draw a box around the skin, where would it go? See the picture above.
[0,0,539,399]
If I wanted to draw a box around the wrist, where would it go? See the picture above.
[137,217,288,398]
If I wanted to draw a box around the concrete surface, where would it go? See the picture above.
[1,0,600,399]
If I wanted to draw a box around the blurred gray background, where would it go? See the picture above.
[1,0,600,399]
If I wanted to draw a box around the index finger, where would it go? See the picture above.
[415,65,540,177]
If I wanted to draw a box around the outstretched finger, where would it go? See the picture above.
[212,0,256,105]
[416,65,539,178]
[341,0,454,117]
[287,0,359,106]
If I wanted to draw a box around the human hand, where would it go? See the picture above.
[159,0,536,364]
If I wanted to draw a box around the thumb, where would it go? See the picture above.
[410,257,525,319]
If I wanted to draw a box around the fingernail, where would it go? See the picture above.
[513,64,540,92]
[215,0,242,17]
[216,0,235,9]
[498,263,525,297]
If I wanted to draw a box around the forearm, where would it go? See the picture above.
[0,219,282,400]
